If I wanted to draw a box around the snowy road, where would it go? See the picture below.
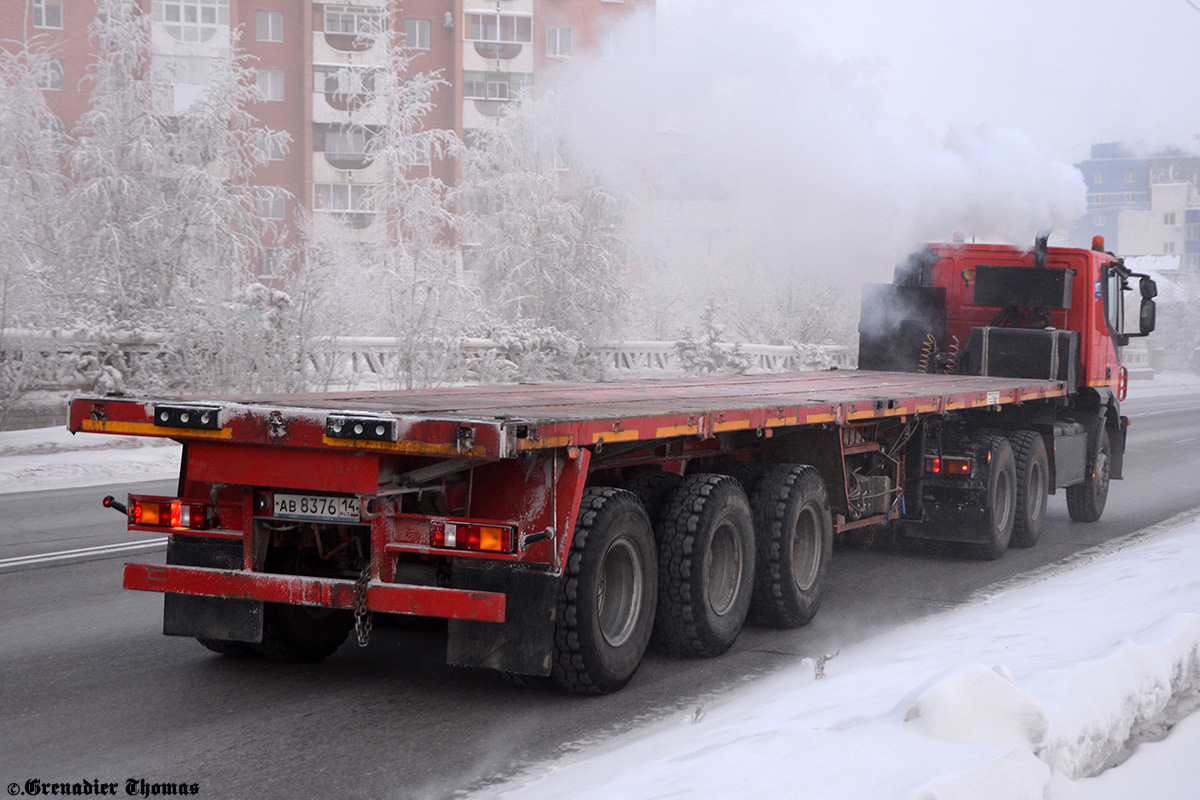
[1,385,1198,799]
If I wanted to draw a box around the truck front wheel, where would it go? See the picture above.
[748,465,833,629]
[655,474,756,657]
[552,488,658,695]
[1067,429,1111,523]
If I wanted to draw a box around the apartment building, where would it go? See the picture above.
[1,0,652,277]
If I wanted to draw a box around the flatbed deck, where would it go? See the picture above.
[71,370,1068,460]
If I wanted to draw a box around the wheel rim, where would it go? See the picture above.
[705,520,743,617]
[995,467,1013,532]
[598,537,643,648]
[1029,460,1047,522]
[1094,447,1110,502]
[792,504,822,592]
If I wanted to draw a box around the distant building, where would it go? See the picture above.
[1071,142,1200,271]
[0,0,652,279]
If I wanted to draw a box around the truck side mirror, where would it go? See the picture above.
[1140,298,1156,335]
[1140,276,1158,300]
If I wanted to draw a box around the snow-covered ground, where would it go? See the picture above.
[477,510,1200,800]
[0,423,179,494]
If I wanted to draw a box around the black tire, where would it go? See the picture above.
[974,435,1017,561]
[723,462,767,497]
[552,487,658,695]
[747,465,834,628]
[1008,431,1049,548]
[1067,428,1111,523]
[250,604,353,663]
[619,470,684,526]
[655,474,755,657]
[196,638,257,657]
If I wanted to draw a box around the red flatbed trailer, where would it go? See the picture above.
[70,239,1158,693]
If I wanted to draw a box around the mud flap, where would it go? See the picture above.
[446,564,559,676]
[162,536,263,643]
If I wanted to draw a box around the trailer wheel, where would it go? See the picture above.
[552,487,657,695]
[973,436,1017,561]
[196,638,256,657]
[251,605,352,663]
[620,470,684,525]
[1067,429,1111,523]
[656,474,755,657]
[1008,431,1049,548]
[747,465,833,629]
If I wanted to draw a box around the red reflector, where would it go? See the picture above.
[431,520,513,553]
[925,456,971,477]
[925,456,941,475]
[131,498,207,529]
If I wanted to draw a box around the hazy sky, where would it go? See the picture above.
[657,0,1200,162]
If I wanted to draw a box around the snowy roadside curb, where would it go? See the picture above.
[0,425,180,494]
[475,513,1200,800]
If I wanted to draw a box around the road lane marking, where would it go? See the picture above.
[0,538,168,570]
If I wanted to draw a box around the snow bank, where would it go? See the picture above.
[0,425,179,493]
[476,511,1200,800]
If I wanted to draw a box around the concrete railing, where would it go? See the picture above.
[1,330,857,395]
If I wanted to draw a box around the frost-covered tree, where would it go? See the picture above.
[0,42,66,330]
[455,99,632,340]
[302,10,468,388]
[46,0,281,343]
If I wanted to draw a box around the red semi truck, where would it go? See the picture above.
[71,238,1157,694]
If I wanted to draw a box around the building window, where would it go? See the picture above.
[464,12,532,44]
[261,133,287,161]
[405,19,431,49]
[1094,172,1106,184]
[1164,242,1175,254]
[256,247,280,277]
[314,182,373,212]
[547,27,572,57]
[1187,223,1200,240]
[152,0,229,44]
[33,0,63,29]
[325,128,366,159]
[324,5,381,36]
[36,58,64,91]
[1125,193,1137,202]
[256,10,283,42]
[1125,169,1136,182]
[257,69,284,101]
[152,55,223,112]
[463,71,530,101]
[1165,212,1177,226]
[256,187,286,220]
[1094,214,1106,226]
[313,65,376,96]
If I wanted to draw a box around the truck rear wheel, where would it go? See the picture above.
[552,487,657,695]
[620,470,684,526]
[655,474,755,657]
[251,605,353,663]
[1067,429,1111,523]
[973,436,1017,561]
[1009,431,1049,548]
[747,465,833,629]
[196,638,256,657]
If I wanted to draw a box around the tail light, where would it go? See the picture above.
[131,498,209,530]
[431,520,514,553]
[925,456,971,477]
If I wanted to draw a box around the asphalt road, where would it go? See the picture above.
[2,390,1199,800]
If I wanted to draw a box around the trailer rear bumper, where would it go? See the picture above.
[123,563,506,623]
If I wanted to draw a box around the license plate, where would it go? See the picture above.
[273,493,361,523]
